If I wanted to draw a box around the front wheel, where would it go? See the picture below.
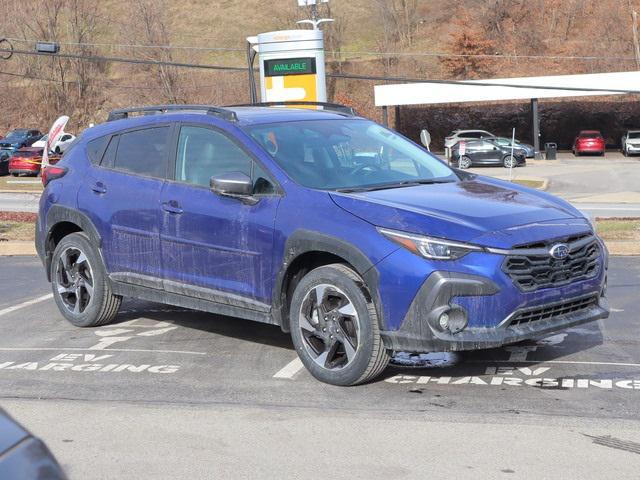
[503,155,517,168]
[51,232,122,327]
[458,156,472,169]
[289,264,390,386]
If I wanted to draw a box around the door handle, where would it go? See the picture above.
[162,201,183,214]
[91,182,107,194]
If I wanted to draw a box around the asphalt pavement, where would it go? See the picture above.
[0,192,40,213]
[0,256,639,479]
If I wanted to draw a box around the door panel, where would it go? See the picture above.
[160,185,279,304]
[78,126,171,283]
[160,124,280,305]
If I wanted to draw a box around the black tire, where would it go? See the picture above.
[51,232,121,327]
[458,156,472,169]
[289,263,390,386]
[54,146,61,154]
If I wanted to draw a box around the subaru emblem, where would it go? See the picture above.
[549,243,569,259]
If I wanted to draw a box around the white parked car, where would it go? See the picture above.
[444,130,494,157]
[621,130,640,156]
[32,133,76,154]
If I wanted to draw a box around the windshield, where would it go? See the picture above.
[628,132,640,139]
[3,130,28,142]
[245,119,456,190]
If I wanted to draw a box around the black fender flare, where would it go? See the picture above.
[271,229,382,332]
[43,205,102,280]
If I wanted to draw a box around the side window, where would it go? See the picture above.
[114,126,170,178]
[86,136,110,165]
[101,135,119,168]
[465,132,482,138]
[175,126,252,188]
[252,162,275,195]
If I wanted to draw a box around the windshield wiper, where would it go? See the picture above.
[335,179,454,193]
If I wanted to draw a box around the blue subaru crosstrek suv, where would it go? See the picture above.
[36,103,609,386]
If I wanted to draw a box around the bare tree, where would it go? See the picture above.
[374,0,418,47]
[129,0,186,104]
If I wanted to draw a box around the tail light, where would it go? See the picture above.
[41,165,67,187]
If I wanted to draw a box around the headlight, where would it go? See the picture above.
[586,214,597,234]
[378,227,483,260]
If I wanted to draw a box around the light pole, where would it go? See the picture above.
[296,0,334,30]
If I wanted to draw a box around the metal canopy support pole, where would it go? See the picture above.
[382,106,389,126]
[531,98,541,159]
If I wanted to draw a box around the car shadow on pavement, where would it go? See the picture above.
[109,298,294,351]
[386,321,606,378]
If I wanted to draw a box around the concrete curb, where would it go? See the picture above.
[0,241,37,256]
[0,190,43,194]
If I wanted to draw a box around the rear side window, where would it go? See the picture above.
[114,126,170,178]
[465,132,482,138]
[86,136,110,165]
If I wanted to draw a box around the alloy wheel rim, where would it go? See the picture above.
[55,247,94,315]
[298,284,360,371]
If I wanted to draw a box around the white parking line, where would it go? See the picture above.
[273,357,304,379]
[0,293,53,318]
[468,359,640,368]
[0,347,206,355]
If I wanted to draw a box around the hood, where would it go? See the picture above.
[330,177,589,249]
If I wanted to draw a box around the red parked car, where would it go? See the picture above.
[8,147,61,176]
[573,130,605,156]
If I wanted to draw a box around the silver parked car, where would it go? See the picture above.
[621,130,640,156]
[487,137,535,158]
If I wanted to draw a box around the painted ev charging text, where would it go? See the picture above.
[385,365,640,390]
[89,319,178,350]
[0,353,180,374]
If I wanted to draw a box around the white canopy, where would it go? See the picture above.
[374,71,640,106]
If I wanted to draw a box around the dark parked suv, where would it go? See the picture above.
[450,138,527,169]
[36,104,609,386]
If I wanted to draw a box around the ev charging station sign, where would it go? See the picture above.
[251,29,327,104]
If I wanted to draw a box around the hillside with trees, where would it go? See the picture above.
[1,0,639,145]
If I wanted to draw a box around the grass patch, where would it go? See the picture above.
[0,221,35,241]
[511,179,545,189]
[0,176,43,192]
[595,219,640,241]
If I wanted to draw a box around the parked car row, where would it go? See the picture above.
[0,128,74,176]
[444,128,640,160]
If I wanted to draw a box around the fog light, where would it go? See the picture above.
[437,307,468,334]
[438,312,450,329]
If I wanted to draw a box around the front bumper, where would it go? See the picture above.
[381,271,609,353]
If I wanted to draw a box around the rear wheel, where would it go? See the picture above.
[51,232,121,327]
[290,264,390,386]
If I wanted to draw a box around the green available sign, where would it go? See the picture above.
[265,57,316,77]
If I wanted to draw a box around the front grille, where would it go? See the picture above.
[508,295,599,327]
[503,235,600,292]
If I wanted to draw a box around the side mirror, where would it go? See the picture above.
[210,172,253,197]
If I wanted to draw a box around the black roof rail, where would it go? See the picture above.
[229,101,357,116]
[106,105,238,122]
